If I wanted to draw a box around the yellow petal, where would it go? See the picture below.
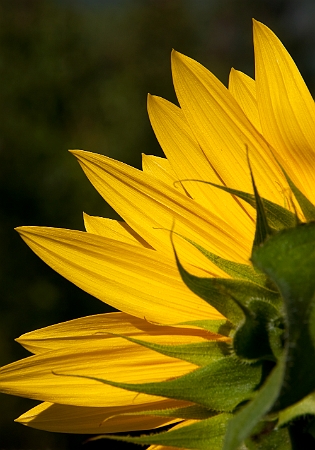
[171,50,287,205]
[142,154,186,194]
[148,447,186,450]
[228,69,262,133]
[147,420,197,450]
[0,336,197,407]
[71,149,252,265]
[148,94,256,232]
[16,226,223,324]
[16,311,217,355]
[253,20,315,203]
[83,213,150,248]
[16,400,181,434]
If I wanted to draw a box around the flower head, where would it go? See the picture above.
[1,20,315,449]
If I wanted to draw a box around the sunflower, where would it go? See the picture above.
[1,20,315,449]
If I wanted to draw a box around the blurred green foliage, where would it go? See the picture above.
[0,0,314,448]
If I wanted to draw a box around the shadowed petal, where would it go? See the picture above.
[16,311,216,355]
[16,400,182,434]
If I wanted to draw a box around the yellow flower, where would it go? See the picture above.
[1,19,315,449]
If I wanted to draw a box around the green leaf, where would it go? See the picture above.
[109,334,230,366]
[174,245,280,325]
[233,299,281,361]
[281,166,315,221]
[223,357,286,450]
[59,356,262,412]
[278,393,315,427]
[181,179,296,230]
[252,222,315,410]
[90,413,233,449]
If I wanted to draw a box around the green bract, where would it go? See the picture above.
[66,175,315,449]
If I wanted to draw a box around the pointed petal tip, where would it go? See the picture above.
[15,225,33,235]
[69,149,103,165]
[252,19,274,37]
[229,67,237,78]
[171,49,185,64]
[69,149,83,158]
[147,93,154,108]
[147,94,163,109]
[252,18,264,27]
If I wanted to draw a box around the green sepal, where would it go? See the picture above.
[280,166,315,221]
[58,356,262,411]
[278,393,315,427]
[245,421,292,450]
[223,357,286,450]
[267,316,285,361]
[233,299,282,361]
[107,333,230,367]
[182,179,296,230]
[247,157,274,249]
[225,222,315,448]
[252,222,315,410]
[114,404,217,420]
[173,232,266,285]
[174,245,280,325]
[179,319,233,337]
[90,413,233,449]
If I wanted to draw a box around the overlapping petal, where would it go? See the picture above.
[142,154,187,194]
[16,400,181,434]
[16,227,223,324]
[228,69,261,133]
[171,50,288,206]
[147,94,256,231]
[83,213,150,248]
[16,311,216,355]
[71,149,252,266]
[0,334,198,407]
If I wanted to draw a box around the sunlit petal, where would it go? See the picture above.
[16,226,223,324]
[83,213,150,248]
[228,69,262,133]
[0,337,197,407]
[254,20,315,203]
[71,149,252,265]
[171,50,287,205]
[148,94,256,230]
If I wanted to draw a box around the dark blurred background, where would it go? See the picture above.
[1,0,315,448]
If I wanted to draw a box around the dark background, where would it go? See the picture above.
[1,0,315,448]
